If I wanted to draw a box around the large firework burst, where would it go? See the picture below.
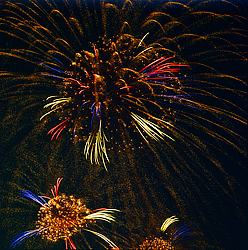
[0,0,247,249]
[37,37,191,169]
[1,0,193,170]
[1,0,246,168]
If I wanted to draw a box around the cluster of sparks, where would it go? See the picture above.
[138,237,174,250]
[39,33,191,170]
[10,178,119,250]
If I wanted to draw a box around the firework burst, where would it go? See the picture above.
[0,0,246,170]
[137,216,194,250]
[9,178,119,249]
[37,36,192,169]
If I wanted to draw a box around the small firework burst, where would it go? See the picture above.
[139,237,174,250]
[9,178,119,249]
[138,216,193,250]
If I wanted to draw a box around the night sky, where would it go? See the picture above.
[0,1,247,249]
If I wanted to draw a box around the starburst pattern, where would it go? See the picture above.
[9,178,119,249]
[37,44,190,169]
[1,0,246,170]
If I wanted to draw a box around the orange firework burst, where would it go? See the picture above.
[10,178,119,250]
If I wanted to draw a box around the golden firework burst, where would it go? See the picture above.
[10,178,119,249]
